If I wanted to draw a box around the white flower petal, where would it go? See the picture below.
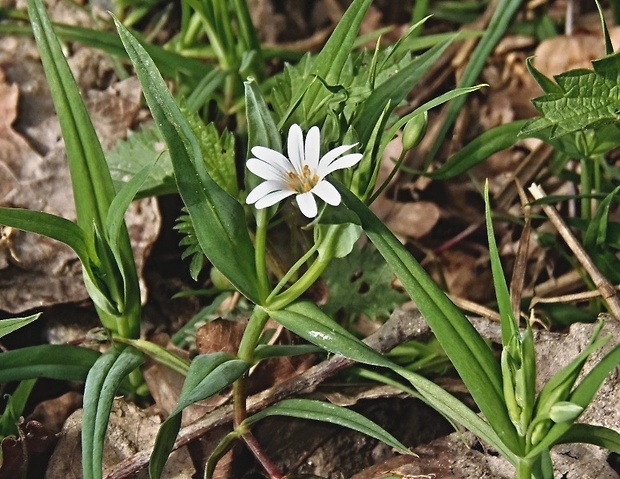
[246,180,290,205]
[318,153,363,177]
[295,192,318,218]
[317,143,357,171]
[251,146,294,174]
[311,180,341,206]
[305,126,320,171]
[247,158,289,182]
[287,124,305,174]
[255,189,296,209]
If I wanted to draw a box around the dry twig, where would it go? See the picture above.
[528,183,620,319]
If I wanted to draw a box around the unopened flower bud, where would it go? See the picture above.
[402,111,428,151]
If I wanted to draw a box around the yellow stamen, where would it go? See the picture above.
[287,165,319,193]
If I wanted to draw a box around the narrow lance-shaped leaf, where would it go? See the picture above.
[0,345,100,383]
[0,314,40,340]
[82,346,144,479]
[113,16,261,304]
[243,399,412,455]
[335,184,522,454]
[149,353,250,479]
[27,0,115,233]
[353,36,453,145]
[267,301,518,464]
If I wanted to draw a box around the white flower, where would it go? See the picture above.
[246,124,363,218]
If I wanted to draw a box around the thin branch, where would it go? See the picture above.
[528,183,620,319]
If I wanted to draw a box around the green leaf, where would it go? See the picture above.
[243,398,412,455]
[527,323,614,454]
[0,22,211,82]
[430,120,528,179]
[322,244,407,320]
[558,423,620,453]
[353,37,453,145]
[0,208,91,265]
[149,353,249,479]
[27,0,115,234]
[484,183,518,344]
[113,337,190,376]
[266,300,517,464]
[336,183,522,454]
[245,79,282,152]
[0,345,100,383]
[522,51,620,139]
[183,112,238,197]
[113,16,261,304]
[82,346,144,479]
[278,0,373,124]
[107,123,176,198]
[253,344,323,361]
[0,314,40,340]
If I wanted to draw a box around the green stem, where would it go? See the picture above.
[266,257,330,311]
[369,148,407,204]
[233,307,270,426]
[254,209,271,301]
[266,242,319,301]
[516,457,533,479]
[580,157,592,221]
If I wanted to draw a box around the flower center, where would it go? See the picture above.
[287,165,319,193]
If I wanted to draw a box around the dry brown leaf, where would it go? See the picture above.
[384,201,440,240]
[195,318,247,356]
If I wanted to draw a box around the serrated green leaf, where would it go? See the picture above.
[113,16,261,304]
[107,123,176,198]
[0,314,40,340]
[322,244,406,320]
[0,345,100,383]
[149,353,249,479]
[243,398,412,455]
[82,346,144,479]
[522,51,620,139]
[182,108,238,197]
